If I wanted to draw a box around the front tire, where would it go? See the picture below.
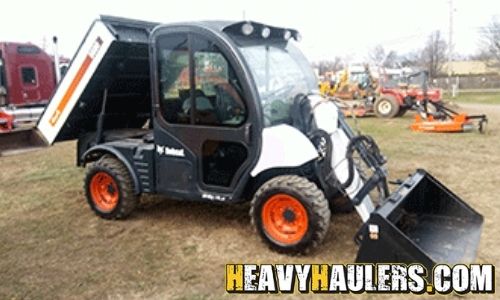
[396,107,408,117]
[374,95,400,118]
[250,175,331,254]
[84,155,138,220]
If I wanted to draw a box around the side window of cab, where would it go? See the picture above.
[157,33,247,127]
[157,33,190,124]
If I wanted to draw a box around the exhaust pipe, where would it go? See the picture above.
[53,36,62,83]
[355,169,483,271]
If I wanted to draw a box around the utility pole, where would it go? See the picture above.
[448,0,455,97]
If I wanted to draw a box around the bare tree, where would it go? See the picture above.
[313,57,344,75]
[421,31,447,79]
[400,51,421,68]
[369,45,398,67]
[478,17,500,66]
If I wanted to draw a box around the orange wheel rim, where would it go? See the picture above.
[90,172,119,212]
[261,194,309,245]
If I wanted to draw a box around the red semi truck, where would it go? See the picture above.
[0,42,66,132]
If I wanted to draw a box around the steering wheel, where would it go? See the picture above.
[215,82,247,121]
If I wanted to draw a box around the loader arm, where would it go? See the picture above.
[307,95,483,270]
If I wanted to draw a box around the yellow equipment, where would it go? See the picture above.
[319,66,377,100]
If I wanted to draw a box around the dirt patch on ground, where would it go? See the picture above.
[0,102,499,299]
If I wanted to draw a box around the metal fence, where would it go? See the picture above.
[434,74,500,91]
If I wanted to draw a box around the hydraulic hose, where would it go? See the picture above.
[341,135,384,190]
[340,136,361,190]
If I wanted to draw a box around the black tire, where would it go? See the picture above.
[84,154,138,219]
[250,175,331,254]
[374,95,400,118]
[396,107,409,117]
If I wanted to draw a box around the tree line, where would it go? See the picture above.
[313,17,500,80]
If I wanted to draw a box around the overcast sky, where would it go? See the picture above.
[1,0,498,62]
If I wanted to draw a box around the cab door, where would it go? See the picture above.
[18,65,42,104]
[151,29,260,202]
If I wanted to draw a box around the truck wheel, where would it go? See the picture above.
[374,96,400,118]
[250,175,331,254]
[84,155,138,219]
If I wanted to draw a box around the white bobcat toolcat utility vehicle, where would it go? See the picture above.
[0,16,483,270]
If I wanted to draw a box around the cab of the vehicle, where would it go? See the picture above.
[149,21,316,202]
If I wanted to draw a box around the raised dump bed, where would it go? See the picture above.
[0,15,157,155]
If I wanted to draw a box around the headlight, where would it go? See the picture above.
[283,30,292,40]
[241,23,254,36]
[261,27,271,39]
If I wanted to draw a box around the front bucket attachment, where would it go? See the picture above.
[356,169,483,271]
[0,129,48,156]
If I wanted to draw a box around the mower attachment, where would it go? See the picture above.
[0,128,47,156]
[355,169,483,271]
[342,106,368,118]
[411,101,488,133]
[411,113,488,133]
[332,98,372,118]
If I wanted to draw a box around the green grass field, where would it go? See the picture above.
[0,96,499,299]
[444,91,500,105]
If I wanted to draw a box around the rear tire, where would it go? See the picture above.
[250,175,331,254]
[374,95,400,118]
[84,154,138,220]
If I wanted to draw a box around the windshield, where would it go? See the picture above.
[238,42,317,126]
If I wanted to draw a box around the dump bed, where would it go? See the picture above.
[37,15,158,145]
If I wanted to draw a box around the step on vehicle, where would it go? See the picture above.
[0,16,483,270]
